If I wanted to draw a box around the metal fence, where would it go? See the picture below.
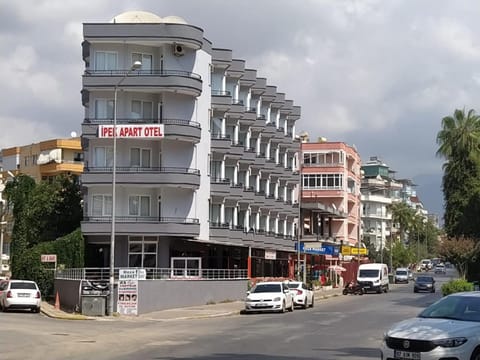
[56,267,248,281]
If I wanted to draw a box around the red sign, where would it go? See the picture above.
[98,124,165,139]
[41,254,57,263]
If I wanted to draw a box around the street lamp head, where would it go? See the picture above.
[131,61,142,70]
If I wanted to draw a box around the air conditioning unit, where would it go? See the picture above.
[173,43,185,56]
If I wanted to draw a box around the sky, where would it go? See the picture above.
[2,0,479,220]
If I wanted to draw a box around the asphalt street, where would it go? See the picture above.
[0,270,455,360]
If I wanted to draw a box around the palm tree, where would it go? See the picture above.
[388,201,416,244]
[436,108,480,161]
[436,108,480,237]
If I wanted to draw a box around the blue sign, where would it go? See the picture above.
[294,243,339,256]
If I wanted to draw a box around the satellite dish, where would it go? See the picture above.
[70,131,78,138]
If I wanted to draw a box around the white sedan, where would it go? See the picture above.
[244,281,294,313]
[287,281,314,309]
[0,280,42,313]
[381,292,480,360]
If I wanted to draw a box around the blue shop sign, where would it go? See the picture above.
[294,243,339,255]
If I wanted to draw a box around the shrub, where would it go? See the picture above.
[441,279,474,296]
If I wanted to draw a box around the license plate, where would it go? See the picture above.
[394,350,420,360]
[255,303,269,307]
[18,293,30,297]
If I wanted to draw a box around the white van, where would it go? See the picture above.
[357,263,389,293]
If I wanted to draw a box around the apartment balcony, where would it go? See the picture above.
[83,23,204,49]
[211,134,231,151]
[82,69,202,97]
[210,178,231,195]
[81,216,200,237]
[239,109,256,125]
[360,194,393,205]
[227,99,245,117]
[228,183,244,198]
[227,142,244,158]
[39,160,84,176]
[82,118,201,143]
[81,166,200,188]
[211,90,232,111]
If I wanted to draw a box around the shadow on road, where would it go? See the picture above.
[312,347,380,359]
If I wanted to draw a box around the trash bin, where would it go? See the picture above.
[388,274,395,284]
[80,280,109,316]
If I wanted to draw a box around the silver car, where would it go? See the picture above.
[394,268,409,284]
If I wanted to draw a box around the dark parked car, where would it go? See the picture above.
[414,275,435,293]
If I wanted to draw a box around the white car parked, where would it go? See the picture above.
[0,280,42,313]
[381,292,480,360]
[287,281,314,309]
[244,281,294,313]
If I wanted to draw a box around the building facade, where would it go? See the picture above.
[1,138,83,182]
[80,11,301,279]
[360,156,402,252]
[299,139,362,247]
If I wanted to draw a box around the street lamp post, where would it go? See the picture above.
[108,60,142,316]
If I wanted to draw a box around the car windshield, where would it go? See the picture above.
[418,295,480,322]
[252,284,282,293]
[396,270,407,275]
[416,276,433,283]
[287,283,300,289]
[359,269,379,277]
[10,282,37,290]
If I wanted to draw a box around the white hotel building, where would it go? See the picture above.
[80,11,301,278]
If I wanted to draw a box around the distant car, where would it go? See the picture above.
[287,281,314,309]
[414,275,435,293]
[394,268,409,284]
[420,259,433,271]
[244,281,294,313]
[0,280,41,313]
[434,264,446,274]
[381,292,480,360]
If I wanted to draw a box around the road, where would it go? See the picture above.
[0,270,455,360]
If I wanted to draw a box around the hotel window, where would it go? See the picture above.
[132,53,152,72]
[130,148,151,168]
[95,51,117,71]
[303,174,343,190]
[128,236,157,268]
[92,195,112,216]
[95,99,114,119]
[131,100,153,120]
[94,147,114,167]
[129,195,150,217]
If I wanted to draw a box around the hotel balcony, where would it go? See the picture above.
[81,166,200,188]
[81,216,200,237]
[82,69,202,97]
[82,118,201,143]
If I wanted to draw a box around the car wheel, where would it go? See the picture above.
[471,347,480,360]
[376,287,382,294]
[281,301,286,313]
[310,297,314,308]
[384,285,389,293]
[302,297,308,309]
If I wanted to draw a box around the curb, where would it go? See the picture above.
[41,307,93,321]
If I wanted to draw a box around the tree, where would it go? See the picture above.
[436,108,480,237]
[388,201,416,244]
[437,236,479,279]
[4,174,83,279]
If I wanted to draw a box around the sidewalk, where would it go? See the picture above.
[41,287,343,321]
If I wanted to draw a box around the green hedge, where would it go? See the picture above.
[441,279,474,296]
[12,229,84,299]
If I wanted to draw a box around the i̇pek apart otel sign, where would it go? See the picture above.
[98,124,165,139]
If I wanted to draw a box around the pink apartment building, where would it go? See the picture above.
[300,140,362,247]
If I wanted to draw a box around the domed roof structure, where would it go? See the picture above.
[111,11,187,25]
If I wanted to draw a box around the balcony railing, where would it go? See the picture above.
[84,117,200,128]
[83,216,199,223]
[55,267,248,281]
[211,90,231,96]
[84,69,201,79]
[84,166,200,174]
